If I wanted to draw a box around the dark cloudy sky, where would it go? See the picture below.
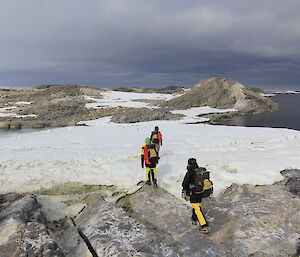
[0,0,299,89]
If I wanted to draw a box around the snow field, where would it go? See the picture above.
[0,90,299,199]
[0,116,299,200]
[84,90,178,109]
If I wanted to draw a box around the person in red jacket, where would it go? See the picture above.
[141,137,159,185]
[150,126,163,152]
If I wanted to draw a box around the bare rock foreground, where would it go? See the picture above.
[0,169,299,257]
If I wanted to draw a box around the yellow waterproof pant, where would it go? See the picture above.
[191,203,207,226]
[146,167,157,181]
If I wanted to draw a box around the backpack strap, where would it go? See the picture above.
[158,131,162,143]
[143,145,151,165]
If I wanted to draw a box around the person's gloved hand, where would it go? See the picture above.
[181,190,190,201]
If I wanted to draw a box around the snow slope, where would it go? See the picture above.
[0,91,299,199]
[84,90,177,109]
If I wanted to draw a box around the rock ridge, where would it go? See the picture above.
[0,169,299,256]
[165,77,278,113]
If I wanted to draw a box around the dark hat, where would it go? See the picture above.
[188,158,197,165]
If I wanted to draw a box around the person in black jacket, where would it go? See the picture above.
[182,158,209,233]
[150,126,162,152]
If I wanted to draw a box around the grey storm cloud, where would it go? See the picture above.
[0,0,300,89]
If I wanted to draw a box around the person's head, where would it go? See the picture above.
[145,137,151,144]
[155,126,159,131]
[188,158,197,165]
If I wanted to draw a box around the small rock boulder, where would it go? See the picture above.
[32,122,46,129]
[0,122,10,129]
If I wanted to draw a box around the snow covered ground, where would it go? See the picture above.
[260,93,276,97]
[261,91,299,97]
[0,91,299,200]
[273,90,299,94]
[171,107,237,123]
[0,102,37,118]
[84,90,177,109]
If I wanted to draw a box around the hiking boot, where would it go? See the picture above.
[153,179,157,185]
[191,219,198,225]
[199,226,209,234]
[145,181,151,185]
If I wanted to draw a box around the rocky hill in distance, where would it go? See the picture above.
[0,78,278,129]
[112,85,185,94]
[165,77,278,113]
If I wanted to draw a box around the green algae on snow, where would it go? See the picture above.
[32,182,117,196]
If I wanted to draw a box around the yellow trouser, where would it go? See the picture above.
[146,167,157,181]
[191,203,207,226]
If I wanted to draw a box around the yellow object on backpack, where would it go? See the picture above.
[203,179,213,191]
[149,148,157,158]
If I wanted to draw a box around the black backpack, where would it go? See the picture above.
[151,131,159,144]
[191,167,213,197]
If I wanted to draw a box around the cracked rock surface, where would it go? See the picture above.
[0,169,299,257]
[0,194,64,257]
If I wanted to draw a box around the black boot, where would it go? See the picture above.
[191,218,198,225]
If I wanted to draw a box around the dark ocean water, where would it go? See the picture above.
[221,93,300,131]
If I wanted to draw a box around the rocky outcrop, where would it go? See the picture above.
[10,122,21,130]
[0,85,120,128]
[117,174,300,257]
[0,194,64,257]
[72,194,183,256]
[165,77,278,113]
[0,84,184,128]
[0,122,10,129]
[116,186,226,256]
[112,85,185,94]
[110,108,182,123]
[281,169,300,196]
[208,184,299,256]
[0,170,299,256]
[31,122,46,129]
